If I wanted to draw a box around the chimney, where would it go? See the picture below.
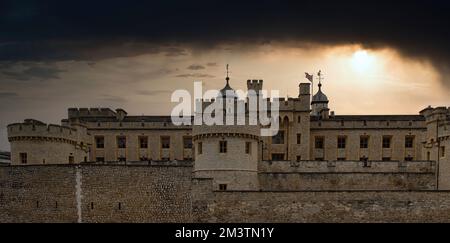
[116,108,127,121]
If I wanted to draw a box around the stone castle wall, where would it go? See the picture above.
[2,164,450,222]
[258,160,436,190]
[0,165,193,223]
[191,178,450,223]
[259,160,435,172]
[258,172,435,190]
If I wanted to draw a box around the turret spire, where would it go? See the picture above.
[218,64,237,99]
[317,70,323,90]
[226,64,230,84]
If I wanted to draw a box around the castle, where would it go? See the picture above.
[2,72,450,222]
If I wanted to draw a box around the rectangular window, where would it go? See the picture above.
[96,157,105,162]
[95,136,104,148]
[117,136,126,148]
[219,184,227,191]
[337,157,346,161]
[161,136,170,149]
[441,146,446,158]
[315,137,324,149]
[337,136,346,149]
[296,156,301,162]
[296,133,301,144]
[272,131,285,144]
[360,156,368,162]
[68,156,74,164]
[382,157,391,161]
[405,136,414,148]
[198,142,202,155]
[245,142,252,154]
[20,153,27,164]
[404,156,413,161]
[315,157,324,161]
[118,156,126,162]
[219,141,227,153]
[271,153,285,160]
[382,136,391,148]
[183,137,193,149]
[139,136,148,149]
[360,136,369,148]
[297,116,301,123]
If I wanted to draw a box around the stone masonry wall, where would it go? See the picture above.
[0,165,193,223]
[192,180,450,223]
[2,165,450,223]
[258,172,435,190]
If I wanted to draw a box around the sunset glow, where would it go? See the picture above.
[351,50,376,73]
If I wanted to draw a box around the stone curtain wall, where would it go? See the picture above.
[192,187,450,223]
[0,165,193,223]
[259,172,436,190]
[2,164,450,223]
[0,166,78,222]
[80,165,192,223]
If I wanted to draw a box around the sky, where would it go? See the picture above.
[1,0,450,151]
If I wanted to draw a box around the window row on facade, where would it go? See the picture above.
[196,141,253,155]
[94,135,193,149]
[313,135,416,149]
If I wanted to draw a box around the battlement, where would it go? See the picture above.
[260,160,436,173]
[247,79,263,92]
[420,106,450,122]
[7,120,87,143]
[299,83,311,96]
[68,107,117,118]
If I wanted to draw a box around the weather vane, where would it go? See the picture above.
[317,70,324,85]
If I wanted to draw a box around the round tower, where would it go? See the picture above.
[7,119,90,165]
[193,66,260,190]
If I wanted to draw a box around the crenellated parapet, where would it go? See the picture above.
[8,121,89,147]
[68,107,117,118]
[247,79,263,93]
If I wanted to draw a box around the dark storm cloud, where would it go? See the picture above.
[187,64,205,70]
[100,94,127,103]
[175,73,215,78]
[1,66,65,80]
[0,92,18,98]
[1,0,450,82]
[164,47,188,57]
[136,90,171,96]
